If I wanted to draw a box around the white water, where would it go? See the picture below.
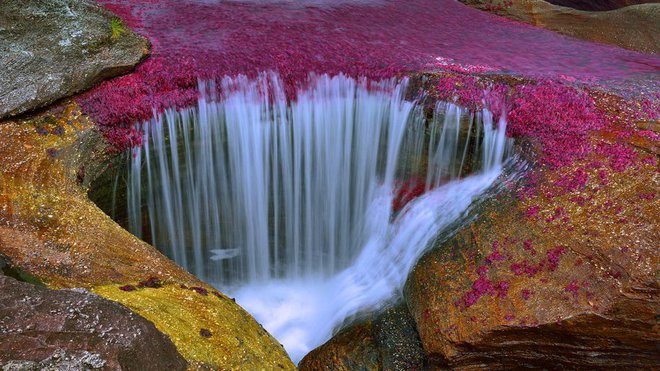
[126,73,512,362]
[231,170,503,361]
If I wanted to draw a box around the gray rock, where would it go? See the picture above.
[373,304,426,371]
[299,303,427,370]
[0,275,187,371]
[0,0,148,119]
[2,350,105,371]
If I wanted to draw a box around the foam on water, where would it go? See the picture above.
[231,170,503,361]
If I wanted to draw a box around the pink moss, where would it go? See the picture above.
[553,168,589,195]
[507,82,605,169]
[638,192,655,200]
[485,241,507,264]
[596,142,637,172]
[521,289,532,300]
[510,260,540,278]
[477,265,489,275]
[457,262,511,309]
[524,206,541,218]
[456,271,493,308]
[641,156,657,166]
[495,281,510,298]
[546,246,567,272]
[564,280,580,299]
[393,177,427,212]
[83,0,658,152]
[545,207,566,223]
[637,130,659,141]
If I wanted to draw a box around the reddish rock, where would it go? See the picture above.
[0,274,187,370]
[404,136,659,368]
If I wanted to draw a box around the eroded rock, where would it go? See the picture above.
[459,0,660,53]
[0,0,149,119]
[0,274,187,370]
[0,103,295,369]
[299,320,382,370]
[404,133,659,368]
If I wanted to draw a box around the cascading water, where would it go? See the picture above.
[125,74,513,361]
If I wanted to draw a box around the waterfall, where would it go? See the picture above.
[125,73,512,361]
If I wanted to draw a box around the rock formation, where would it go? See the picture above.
[459,0,660,53]
[0,102,295,369]
[0,274,187,370]
[1,0,656,369]
[0,0,149,119]
[298,72,660,369]
[546,0,656,11]
[404,135,659,368]
[299,304,426,370]
[0,1,295,369]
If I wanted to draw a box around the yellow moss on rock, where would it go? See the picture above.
[0,102,295,370]
[93,284,293,370]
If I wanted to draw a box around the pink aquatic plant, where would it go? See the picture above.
[84,0,658,152]
[506,81,605,169]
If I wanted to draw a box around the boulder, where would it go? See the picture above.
[299,304,426,370]
[0,102,295,369]
[0,0,149,119]
[459,0,660,53]
[404,132,659,368]
[0,274,187,370]
[299,321,382,370]
[545,0,655,11]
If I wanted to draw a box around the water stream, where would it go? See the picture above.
[125,74,512,361]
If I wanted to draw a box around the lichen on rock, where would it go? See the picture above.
[403,130,659,368]
[0,0,149,119]
[0,274,187,370]
[0,103,295,370]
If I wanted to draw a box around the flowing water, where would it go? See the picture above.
[125,74,512,361]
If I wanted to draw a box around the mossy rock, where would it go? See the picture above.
[0,102,295,370]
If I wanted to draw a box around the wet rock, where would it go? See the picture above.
[373,305,427,371]
[0,103,295,370]
[0,274,187,370]
[404,137,660,368]
[459,0,659,53]
[545,0,655,11]
[2,350,106,371]
[0,0,149,119]
[300,304,426,370]
[299,321,382,370]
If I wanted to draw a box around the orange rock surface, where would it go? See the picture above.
[404,129,659,367]
[0,103,294,370]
